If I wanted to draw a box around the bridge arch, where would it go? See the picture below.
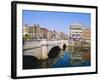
[63,44,66,50]
[48,46,60,58]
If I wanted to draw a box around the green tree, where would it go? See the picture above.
[23,34,32,40]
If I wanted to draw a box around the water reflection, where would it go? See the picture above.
[52,47,90,68]
[23,47,91,69]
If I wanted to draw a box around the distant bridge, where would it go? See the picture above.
[23,39,68,60]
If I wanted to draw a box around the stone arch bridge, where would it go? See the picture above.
[23,40,68,60]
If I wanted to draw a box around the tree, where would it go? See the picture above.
[23,34,32,40]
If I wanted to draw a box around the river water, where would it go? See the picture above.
[23,47,90,69]
[51,51,90,68]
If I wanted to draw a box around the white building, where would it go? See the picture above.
[70,23,83,41]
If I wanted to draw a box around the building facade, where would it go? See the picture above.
[40,28,48,39]
[23,24,41,39]
[30,24,41,39]
[23,24,68,40]
[23,24,33,39]
[23,24,49,40]
[82,28,91,42]
[47,31,53,40]
[70,23,83,41]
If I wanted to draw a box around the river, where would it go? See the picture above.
[23,47,90,69]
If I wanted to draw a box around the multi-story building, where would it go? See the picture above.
[60,32,65,40]
[30,24,41,39]
[23,24,33,39]
[23,24,41,39]
[23,24,29,36]
[23,26,29,36]
[82,28,90,42]
[47,31,53,40]
[63,33,68,40]
[40,28,48,39]
[56,32,62,40]
[23,24,50,40]
[70,23,83,41]
[54,31,68,40]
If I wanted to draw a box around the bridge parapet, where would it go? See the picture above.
[23,39,69,60]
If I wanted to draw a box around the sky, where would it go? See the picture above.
[22,10,91,34]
